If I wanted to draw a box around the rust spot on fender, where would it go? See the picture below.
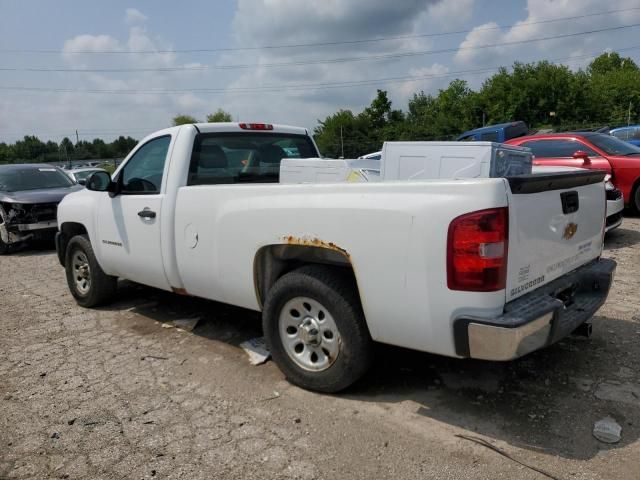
[282,235,350,259]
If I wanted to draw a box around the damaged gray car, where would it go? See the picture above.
[0,164,81,254]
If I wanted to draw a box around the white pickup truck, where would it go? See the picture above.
[56,122,616,392]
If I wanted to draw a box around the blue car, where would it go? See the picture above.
[456,121,529,142]
[609,125,640,147]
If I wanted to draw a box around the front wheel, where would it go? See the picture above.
[633,184,640,213]
[65,235,117,307]
[0,234,8,255]
[262,265,373,393]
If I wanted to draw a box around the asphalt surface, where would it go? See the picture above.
[1,219,640,479]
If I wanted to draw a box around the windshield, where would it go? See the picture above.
[0,166,75,192]
[588,134,640,156]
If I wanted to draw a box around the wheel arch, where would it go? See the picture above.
[57,222,88,265]
[253,243,358,310]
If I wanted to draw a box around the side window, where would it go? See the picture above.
[120,136,171,194]
[521,140,598,159]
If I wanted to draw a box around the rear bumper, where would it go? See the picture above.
[453,258,616,360]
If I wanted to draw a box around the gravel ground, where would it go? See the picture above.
[1,219,640,479]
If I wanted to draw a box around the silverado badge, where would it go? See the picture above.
[563,222,578,240]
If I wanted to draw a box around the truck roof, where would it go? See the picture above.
[193,122,309,136]
[456,121,527,140]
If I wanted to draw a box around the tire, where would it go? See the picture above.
[0,235,8,255]
[65,234,117,307]
[634,184,640,213]
[0,209,9,255]
[262,265,373,393]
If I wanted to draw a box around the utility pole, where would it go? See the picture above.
[75,129,79,144]
[628,101,632,126]
[340,126,344,159]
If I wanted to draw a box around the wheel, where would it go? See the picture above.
[633,184,640,213]
[65,234,117,307]
[0,235,8,255]
[0,209,9,255]
[262,265,373,393]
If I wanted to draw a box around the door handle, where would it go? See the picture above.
[138,209,156,219]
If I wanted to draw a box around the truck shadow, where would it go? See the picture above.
[10,240,57,257]
[347,313,639,461]
[604,226,640,250]
[104,282,639,461]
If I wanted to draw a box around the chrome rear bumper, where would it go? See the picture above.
[453,258,616,361]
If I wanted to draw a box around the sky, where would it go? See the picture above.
[1,0,640,143]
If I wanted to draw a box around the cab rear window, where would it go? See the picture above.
[188,133,318,185]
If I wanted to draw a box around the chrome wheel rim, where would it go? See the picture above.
[279,296,341,372]
[72,251,91,295]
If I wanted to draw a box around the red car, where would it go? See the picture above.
[506,132,640,211]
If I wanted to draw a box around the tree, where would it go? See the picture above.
[111,136,138,157]
[172,114,199,126]
[313,110,376,158]
[206,109,233,122]
[588,52,638,76]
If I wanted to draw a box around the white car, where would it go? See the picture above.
[65,167,108,185]
[357,150,381,160]
[55,123,615,392]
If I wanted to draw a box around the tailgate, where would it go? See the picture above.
[505,171,606,302]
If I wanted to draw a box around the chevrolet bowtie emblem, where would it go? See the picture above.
[563,222,578,240]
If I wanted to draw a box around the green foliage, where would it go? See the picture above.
[172,114,199,126]
[206,109,233,122]
[0,135,139,164]
[587,52,638,76]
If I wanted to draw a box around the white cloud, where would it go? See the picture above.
[125,8,147,25]
[221,0,463,128]
[454,0,640,71]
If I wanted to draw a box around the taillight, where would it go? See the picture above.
[239,123,273,130]
[447,207,508,292]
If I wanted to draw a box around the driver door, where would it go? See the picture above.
[96,135,172,290]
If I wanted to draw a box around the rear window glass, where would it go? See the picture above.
[188,133,318,185]
[480,132,499,142]
[505,123,528,140]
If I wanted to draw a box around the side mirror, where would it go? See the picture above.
[86,171,114,192]
[572,150,591,164]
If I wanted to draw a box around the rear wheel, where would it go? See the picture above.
[262,265,373,393]
[65,235,117,307]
